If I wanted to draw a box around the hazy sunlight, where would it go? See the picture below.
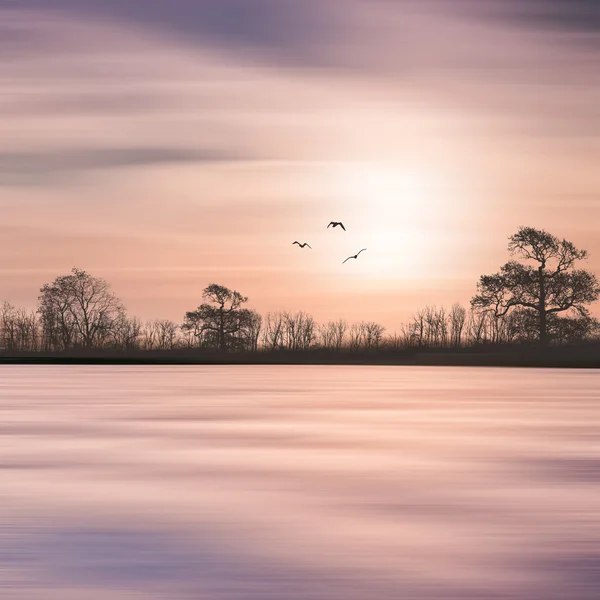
[332,162,442,279]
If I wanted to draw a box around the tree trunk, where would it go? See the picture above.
[539,309,547,345]
[538,265,547,345]
[219,306,225,352]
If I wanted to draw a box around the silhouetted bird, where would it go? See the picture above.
[343,249,367,264]
[328,222,346,231]
[293,241,312,249]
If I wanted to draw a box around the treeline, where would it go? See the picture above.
[1,272,598,354]
[2,226,600,354]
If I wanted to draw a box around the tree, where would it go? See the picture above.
[449,303,466,348]
[317,319,347,351]
[38,268,125,350]
[472,227,600,344]
[318,321,335,349]
[346,321,385,351]
[409,309,427,347]
[508,308,600,345]
[242,310,262,352]
[152,319,179,350]
[348,322,363,351]
[261,312,284,351]
[466,309,489,345]
[362,321,386,351]
[1,302,40,351]
[331,319,348,351]
[181,284,255,352]
[282,311,316,350]
[112,315,143,350]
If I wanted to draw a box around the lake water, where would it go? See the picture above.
[1,366,599,599]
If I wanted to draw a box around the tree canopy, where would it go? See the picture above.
[471,227,600,344]
[38,267,125,350]
[181,284,260,352]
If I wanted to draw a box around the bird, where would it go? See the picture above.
[293,241,312,249]
[343,249,367,264]
[327,221,346,231]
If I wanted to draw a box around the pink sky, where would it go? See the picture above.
[1,2,599,331]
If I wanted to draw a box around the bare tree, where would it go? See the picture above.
[282,311,315,350]
[1,302,19,350]
[38,268,125,350]
[139,319,181,351]
[178,326,197,349]
[449,303,466,348]
[362,321,386,351]
[332,319,347,350]
[438,307,449,347]
[261,312,284,351]
[141,320,159,350]
[317,319,347,350]
[154,319,178,350]
[113,315,143,350]
[411,309,427,347]
[466,310,489,345]
[299,313,316,350]
[318,322,335,349]
[1,302,40,351]
[348,322,363,351]
[385,332,404,350]
[18,309,40,351]
[243,310,262,352]
[399,322,416,348]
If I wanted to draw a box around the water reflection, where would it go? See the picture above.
[1,366,599,599]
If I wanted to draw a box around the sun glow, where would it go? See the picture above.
[331,162,443,279]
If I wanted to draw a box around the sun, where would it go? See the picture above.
[329,161,441,279]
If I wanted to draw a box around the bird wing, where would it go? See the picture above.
[307,244,312,249]
[292,241,299,245]
[342,256,352,264]
[327,222,334,228]
[357,248,367,256]
[340,223,346,231]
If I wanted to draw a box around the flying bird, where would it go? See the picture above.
[293,241,312,249]
[343,248,367,264]
[328,221,346,231]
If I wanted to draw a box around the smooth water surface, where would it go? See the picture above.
[1,366,599,599]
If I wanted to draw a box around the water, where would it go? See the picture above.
[1,366,599,599]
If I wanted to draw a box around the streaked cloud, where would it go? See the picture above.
[479,0,600,34]
[0,147,250,186]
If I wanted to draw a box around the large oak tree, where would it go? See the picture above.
[471,227,600,344]
[182,284,260,352]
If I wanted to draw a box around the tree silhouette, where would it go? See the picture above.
[182,284,258,352]
[1,302,39,351]
[38,268,124,350]
[471,227,600,344]
[282,311,316,350]
[261,312,284,351]
[449,303,466,347]
[2,232,599,358]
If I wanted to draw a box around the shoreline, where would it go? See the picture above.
[2,347,600,368]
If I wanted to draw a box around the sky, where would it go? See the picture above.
[1,0,599,330]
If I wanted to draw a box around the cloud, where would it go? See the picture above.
[479,0,600,34]
[1,91,170,118]
[0,147,247,186]
[9,0,341,68]
[0,1,531,79]
[12,1,600,76]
